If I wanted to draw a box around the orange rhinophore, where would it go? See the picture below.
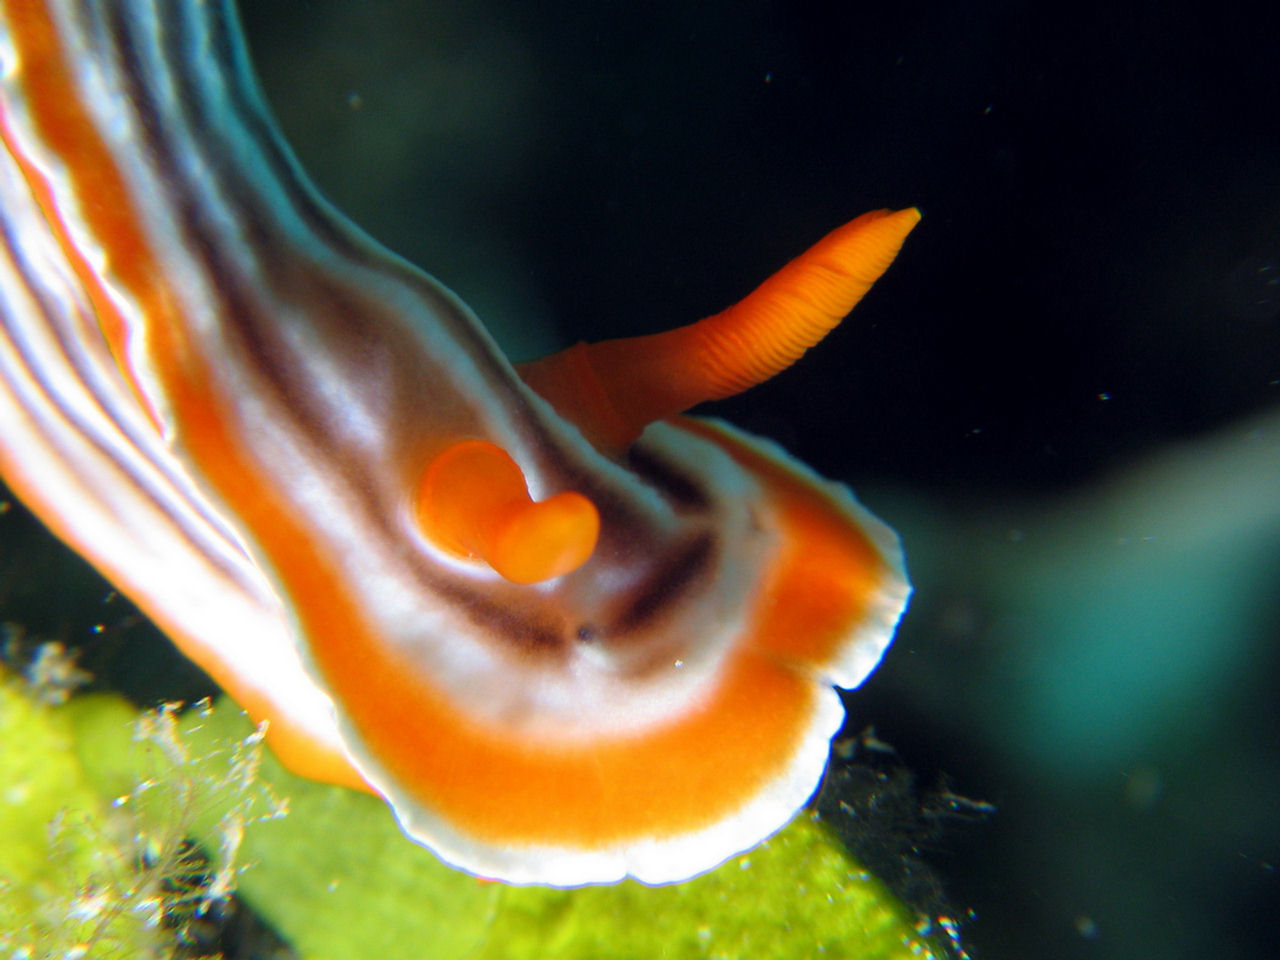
[416,440,599,584]
[519,208,921,450]
[0,0,915,886]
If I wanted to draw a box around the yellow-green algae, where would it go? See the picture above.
[3,669,948,959]
[0,672,173,958]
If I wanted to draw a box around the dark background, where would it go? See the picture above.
[240,0,1280,492]
[4,2,1278,958]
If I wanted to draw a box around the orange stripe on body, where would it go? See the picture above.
[314,603,813,846]
[675,417,891,670]
[3,0,360,789]
[141,319,808,848]
[139,281,868,844]
[1,0,168,430]
[306,419,889,849]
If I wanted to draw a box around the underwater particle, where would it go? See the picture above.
[1237,853,1274,873]
[1225,245,1280,321]
[934,915,971,959]
[2,626,94,705]
[24,640,93,705]
[1074,914,1100,939]
[910,915,970,960]
[816,732,991,960]
[93,698,292,956]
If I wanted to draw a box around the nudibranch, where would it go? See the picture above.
[0,0,917,885]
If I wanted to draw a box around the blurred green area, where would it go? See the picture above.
[0,671,950,960]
